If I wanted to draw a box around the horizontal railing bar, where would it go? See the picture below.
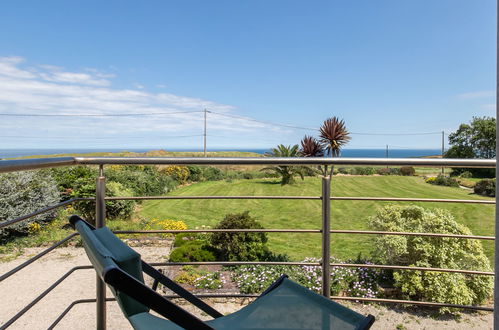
[1,265,93,329]
[329,230,495,240]
[75,157,496,168]
[47,298,116,330]
[0,233,79,282]
[0,157,76,173]
[0,199,82,230]
[330,263,493,276]
[149,261,321,267]
[114,229,494,241]
[104,195,494,204]
[330,296,494,312]
[115,229,321,234]
[331,196,495,204]
[106,196,321,200]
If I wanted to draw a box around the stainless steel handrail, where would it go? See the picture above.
[0,156,496,329]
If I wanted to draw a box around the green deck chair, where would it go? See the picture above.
[70,215,375,330]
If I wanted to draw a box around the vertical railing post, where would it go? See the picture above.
[95,165,106,329]
[321,176,331,298]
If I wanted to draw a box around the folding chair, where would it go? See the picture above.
[70,215,375,329]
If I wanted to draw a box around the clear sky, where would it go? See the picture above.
[0,0,495,150]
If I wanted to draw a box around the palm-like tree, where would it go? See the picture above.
[261,144,305,185]
[300,135,326,176]
[319,117,350,176]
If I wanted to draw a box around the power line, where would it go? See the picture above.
[0,134,203,140]
[0,110,203,117]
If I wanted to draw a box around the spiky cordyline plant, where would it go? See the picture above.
[319,117,351,177]
[300,135,326,176]
[261,144,306,185]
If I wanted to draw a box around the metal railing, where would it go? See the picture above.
[0,156,496,329]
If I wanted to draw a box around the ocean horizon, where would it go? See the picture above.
[0,148,443,159]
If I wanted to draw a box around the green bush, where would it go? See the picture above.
[71,181,136,222]
[0,170,60,238]
[369,205,492,311]
[107,165,178,196]
[350,167,376,175]
[50,166,96,200]
[187,166,203,181]
[203,167,224,181]
[459,171,473,178]
[425,175,459,187]
[210,211,269,261]
[474,179,495,197]
[399,166,415,176]
[377,168,401,176]
[169,241,217,262]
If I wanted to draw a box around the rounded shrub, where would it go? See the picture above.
[474,179,495,197]
[425,175,459,187]
[399,166,415,176]
[169,241,217,262]
[210,211,269,261]
[369,205,492,311]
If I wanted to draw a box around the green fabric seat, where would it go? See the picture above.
[71,215,375,330]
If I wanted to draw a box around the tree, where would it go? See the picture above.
[261,144,305,185]
[300,117,351,177]
[445,116,496,177]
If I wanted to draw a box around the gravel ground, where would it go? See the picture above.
[0,246,493,329]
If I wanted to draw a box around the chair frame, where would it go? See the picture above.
[70,215,375,330]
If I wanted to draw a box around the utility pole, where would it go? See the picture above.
[204,109,207,157]
[441,131,445,175]
[386,145,388,169]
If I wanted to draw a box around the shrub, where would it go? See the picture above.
[159,166,189,184]
[459,171,473,178]
[377,168,401,176]
[169,241,217,262]
[71,181,136,222]
[210,211,269,261]
[145,218,187,238]
[203,167,224,181]
[337,167,350,174]
[0,170,60,238]
[425,175,459,187]
[350,167,376,175]
[474,179,495,197]
[187,166,203,182]
[107,165,178,196]
[50,166,96,200]
[369,205,492,311]
[399,166,415,176]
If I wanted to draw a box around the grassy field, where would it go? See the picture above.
[139,176,495,262]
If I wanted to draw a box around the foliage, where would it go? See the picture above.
[187,165,204,181]
[210,211,270,261]
[399,166,415,176]
[144,218,187,238]
[173,265,225,289]
[445,116,496,177]
[459,171,473,178]
[319,117,351,157]
[474,179,495,197]
[230,256,379,298]
[369,205,493,311]
[425,175,459,187]
[50,166,96,200]
[159,166,190,184]
[106,165,178,195]
[71,181,136,222]
[261,144,305,185]
[0,170,60,238]
[169,240,217,262]
[202,166,224,181]
[377,168,401,176]
[350,167,377,175]
[300,135,324,157]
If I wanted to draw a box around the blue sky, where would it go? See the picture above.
[0,0,495,150]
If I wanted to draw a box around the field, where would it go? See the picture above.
[139,175,495,262]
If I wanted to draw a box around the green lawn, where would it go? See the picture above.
[139,176,495,262]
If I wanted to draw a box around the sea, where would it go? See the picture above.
[0,148,443,159]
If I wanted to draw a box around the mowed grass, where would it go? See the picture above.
[139,176,495,262]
